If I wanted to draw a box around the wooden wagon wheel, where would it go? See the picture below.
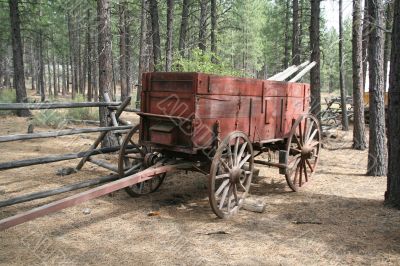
[285,114,321,191]
[209,131,254,218]
[118,125,165,197]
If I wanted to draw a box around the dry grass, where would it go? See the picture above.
[0,115,399,265]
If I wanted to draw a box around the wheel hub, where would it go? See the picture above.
[301,144,313,158]
[229,167,242,184]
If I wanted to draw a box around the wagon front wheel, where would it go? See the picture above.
[209,131,254,218]
[285,114,321,191]
[118,125,165,197]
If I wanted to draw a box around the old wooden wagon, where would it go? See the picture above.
[0,69,321,229]
[120,72,321,218]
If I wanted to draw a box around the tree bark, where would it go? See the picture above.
[309,0,321,120]
[179,0,190,57]
[61,55,66,96]
[52,44,58,98]
[339,0,348,130]
[165,0,174,71]
[352,0,367,150]
[292,0,300,65]
[283,0,290,68]
[384,1,393,88]
[367,0,386,176]
[198,0,207,52]
[386,0,400,207]
[8,0,30,117]
[210,0,217,61]
[119,0,128,100]
[87,8,92,101]
[38,29,45,102]
[46,47,52,96]
[149,0,161,70]
[362,0,369,89]
[97,0,118,147]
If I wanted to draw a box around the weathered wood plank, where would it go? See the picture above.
[0,125,133,143]
[0,102,121,110]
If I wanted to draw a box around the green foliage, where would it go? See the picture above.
[0,89,16,115]
[173,48,242,76]
[65,94,99,121]
[32,109,66,128]
[32,94,98,128]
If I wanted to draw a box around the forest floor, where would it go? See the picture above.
[0,113,399,265]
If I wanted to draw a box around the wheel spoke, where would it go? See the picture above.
[233,184,239,204]
[215,179,230,196]
[290,147,301,154]
[138,181,145,193]
[233,137,240,165]
[226,144,234,168]
[124,162,142,176]
[227,185,233,212]
[216,173,230,180]
[219,158,231,171]
[299,121,303,145]
[219,185,230,209]
[288,154,301,165]
[238,154,251,168]
[237,143,247,163]
[239,182,247,191]
[303,161,308,182]
[306,129,318,144]
[293,162,300,185]
[293,134,303,149]
[305,120,315,141]
[309,140,320,147]
[306,159,314,172]
[299,160,303,187]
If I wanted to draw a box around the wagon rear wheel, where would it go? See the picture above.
[118,125,165,197]
[285,114,321,191]
[209,131,254,218]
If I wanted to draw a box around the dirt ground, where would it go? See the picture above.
[0,114,399,265]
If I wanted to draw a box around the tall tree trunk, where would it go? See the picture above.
[352,0,367,150]
[339,0,348,130]
[283,0,290,68]
[384,1,393,88]
[367,0,386,176]
[46,46,52,97]
[292,0,300,65]
[310,0,321,120]
[125,6,132,99]
[198,0,207,52]
[119,0,128,100]
[362,0,369,89]
[92,23,99,102]
[38,30,45,102]
[149,0,161,70]
[210,0,217,61]
[30,41,35,91]
[62,55,66,96]
[165,0,174,71]
[138,0,150,104]
[98,0,118,147]
[8,0,30,116]
[86,8,92,101]
[179,0,190,57]
[52,47,58,97]
[386,0,400,207]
